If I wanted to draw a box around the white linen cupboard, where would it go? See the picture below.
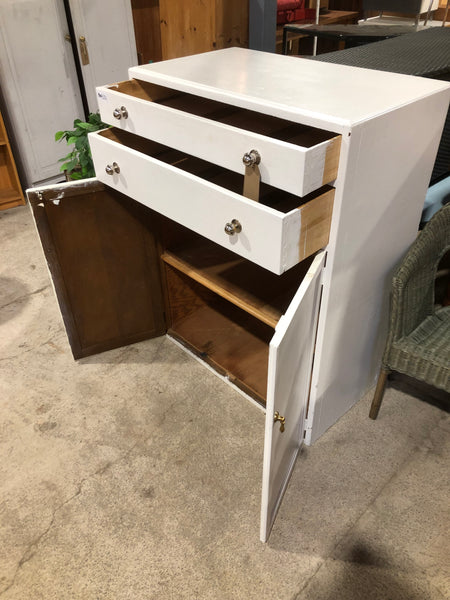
[28,48,450,541]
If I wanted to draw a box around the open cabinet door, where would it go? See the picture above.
[260,251,325,542]
[28,178,166,359]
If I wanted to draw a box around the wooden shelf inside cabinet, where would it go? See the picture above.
[167,287,272,405]
[169,303,270,404]
[0,110,25,211]
[162,243,314,328]
[0,187,23,204]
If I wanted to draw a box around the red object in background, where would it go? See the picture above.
[277,1,315,25]
[278,0,304,8]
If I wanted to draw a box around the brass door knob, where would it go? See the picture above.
[274,411,286,433]
[113,106,128,120]
[105,162,120,175]
[224,219,242,236]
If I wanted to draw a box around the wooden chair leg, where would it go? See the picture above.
[369,368,391,420]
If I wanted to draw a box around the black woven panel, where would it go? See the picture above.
[432,106,450,183]
[312,28,450,183]
[311,27,450,79]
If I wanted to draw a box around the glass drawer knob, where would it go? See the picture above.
[224,219,242,236]
[113,106,128,120]
[242,149,261,167]
[105,162,120,175]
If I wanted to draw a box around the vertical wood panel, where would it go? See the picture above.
[159,0,216,59]
[158,0,248,60]
[131,0,162,64]
[0,109,25,210]
[215,0,249,50]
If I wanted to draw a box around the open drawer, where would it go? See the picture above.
[90,128,335,274]
[95,79,341,198]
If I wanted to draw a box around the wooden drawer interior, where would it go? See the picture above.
[108,79,339,151]
[98,128,334,214]
[161,224,315,405]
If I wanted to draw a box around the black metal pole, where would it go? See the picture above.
[63,0,90,120]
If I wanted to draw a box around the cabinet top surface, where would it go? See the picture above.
[129,48,450,131]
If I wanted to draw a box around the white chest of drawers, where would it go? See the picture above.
[29,48,450,541]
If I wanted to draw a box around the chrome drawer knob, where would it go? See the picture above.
[113,106,128,120]
[105,162,120,175]
[242,149,261,167]
[224,219,242,236]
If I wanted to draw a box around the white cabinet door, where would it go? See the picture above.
[69,0,137,113]
[0,0,84,186]
[260,251,325,542]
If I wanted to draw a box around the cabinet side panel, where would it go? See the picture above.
[29,183,166,359]
[306,89,450,443]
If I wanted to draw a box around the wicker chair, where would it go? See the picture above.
[369,203,450,419]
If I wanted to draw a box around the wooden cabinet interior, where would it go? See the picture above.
[165,266,273,404]
[29,179,317,405]
[161,244,313,328]
[0,109,25,211]
[159,220,315,406]
[28,182,166,359]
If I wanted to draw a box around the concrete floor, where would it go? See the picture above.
[0,204,449,600]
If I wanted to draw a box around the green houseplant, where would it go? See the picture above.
[55,112,109,180]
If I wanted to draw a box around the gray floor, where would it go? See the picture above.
[1,204,449,600]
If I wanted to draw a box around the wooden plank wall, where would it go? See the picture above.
[131,0,162,64]
[215,1,249,51]
[159,0,216,59]
[131,0,248,63]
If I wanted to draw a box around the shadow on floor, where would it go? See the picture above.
[0,276,31,326]
[388,373,450,413]
[302,541,433,600]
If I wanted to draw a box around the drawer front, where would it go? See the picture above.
[90,131,334,275]
[96,82,341,198]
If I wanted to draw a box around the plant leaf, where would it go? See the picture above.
[77,122,98,131]
[65,158,80,172]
